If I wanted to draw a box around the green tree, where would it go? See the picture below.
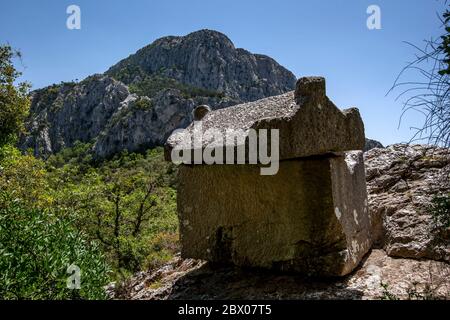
[46,147,179,278]
[0,48,113,298]
[0,45,30,147]
[0,144,52,208]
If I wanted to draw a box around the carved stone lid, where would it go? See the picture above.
[165,77,365,162]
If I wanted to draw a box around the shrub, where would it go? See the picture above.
[46,147,179,279]
[129,75,225,99]
[133,97,153,110]
[144,232,179,270]
[0,145,51,208]
[0,194,111,300]
[430,193,450,231]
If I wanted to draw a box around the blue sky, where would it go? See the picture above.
[0,0,446,145]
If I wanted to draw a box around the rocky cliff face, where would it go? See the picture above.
[21,30,296,158]
[365,144,449,262]
[20,75,130,156]
[106,29,296,102]
[110,144,450,300]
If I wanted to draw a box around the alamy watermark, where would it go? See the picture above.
[367,5,381,30]
[66,264,81,289]
[170,121,280,176]
[66,5,81,30]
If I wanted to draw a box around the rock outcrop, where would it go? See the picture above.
[21,30,296,158]
[365,144,450,262]
[20,75,130,156]
[92,89,196,158]
[109,249,449,300]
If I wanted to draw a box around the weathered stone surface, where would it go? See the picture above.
[330,151,372,274]
[92,89,197,158]
[365,144,450,262]
[112,249,450,300]
[165,77,365,161]
[20,75,129,157]
[192,105,211,121]
[177,151,370,276]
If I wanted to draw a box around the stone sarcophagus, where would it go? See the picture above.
[165,77,372,276]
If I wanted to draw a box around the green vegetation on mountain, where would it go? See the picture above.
[110,64,225,99]
[128,75,225,99]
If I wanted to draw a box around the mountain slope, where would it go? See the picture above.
[21,30,297,158]
[106,29,296,102]
[20,75,129,156]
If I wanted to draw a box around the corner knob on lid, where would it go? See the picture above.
[294,76,326,104]
[193,105,211,121]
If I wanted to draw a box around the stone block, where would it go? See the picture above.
[177,151,371,276]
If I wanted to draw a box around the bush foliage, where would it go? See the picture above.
[0,194,110,300]
[0,143,179,298]
[0,45,180,299]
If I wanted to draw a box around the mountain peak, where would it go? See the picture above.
[184,29,235,47]
[146,29,235,55]
[106,29,296,101]
[23,30,297,158]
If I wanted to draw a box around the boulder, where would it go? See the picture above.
[365,144,450,262]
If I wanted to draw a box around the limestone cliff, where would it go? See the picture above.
[20,75,129,156]
[106,29,296,102]
[20,30,297,158]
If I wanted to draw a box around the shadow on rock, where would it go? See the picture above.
[165,263,364,300]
